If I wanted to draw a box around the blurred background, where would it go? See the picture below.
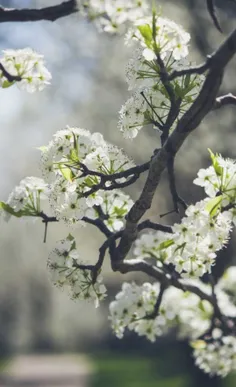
[0,0,236,386]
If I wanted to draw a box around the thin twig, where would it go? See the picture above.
[166,154,187,214]
[156,53,180,144]
[213,93,236,109]
[146,283,167,319]
[206,0,222,33]
[0,63,21,82]
[0,1,78,23]
[168,61,210,82]
[137,219,173,233]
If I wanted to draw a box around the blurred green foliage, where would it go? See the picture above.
[90,353,190,387]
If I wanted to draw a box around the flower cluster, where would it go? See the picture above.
[118,18,204,139]
[109,280,236,343]
[109,282,173,341]
[85,190,134,231]
[78,0,149,33]
[0,48,51,92]
[192,332,236,377]
[40,126,134,226]
[0,177,49,221]
[194,150,236,223]
[47,235,107,307]
[134,200,232,278]
[218,266,236,303]
[133,150,236,279]
[125,15,190,61]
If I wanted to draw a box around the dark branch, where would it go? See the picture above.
[113,28,236,263]
[155,54,181,144]
[112,257,236,336]
[146,283,167,319]
[206,0,222,33]
[73,233,122,283]
[73,160,150,180]
[39,211,112,238]
[170,27,236,82]
[0,62,21,82]
[0,1,78,23]
[111,258,213,304]
[166,155,187,214]
[168,61,210,82]
[77,161,150,197]
[82,216,112,238]
[213,93,236,109]
[137,220,173,233]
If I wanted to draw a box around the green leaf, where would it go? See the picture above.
[67,233,75,242]
[152,8,157,41]
[0,202,23,217]
[174,83,183,98]
[71,240,76,250]
[184,73,191,88]
[190,340,206,349]
[36,145,48,153]
[158,239,174,250]
[2,80,13,88]
[198,300,207,313]
[69,148,78,162]
[174,242,186,253]
[208,148,223,176]
[205,195,223,216]
[137,24,153,48]
[67,235,76,251]
[71,132,77,151]
[59,164,72,182]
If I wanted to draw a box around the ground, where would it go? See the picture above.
[0,354,93,387]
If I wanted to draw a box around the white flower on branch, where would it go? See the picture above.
[48,235,107,307]
[192,334,236,377]
[78,0,150,33]
[217,266,236,303]
[1,176,49,220]
[125,15,190,61]
[194,152,236,209]
[0,48,51,92]
[109,279,236,345]
[134,198,232,279]
[86,190,134,231]
[39,126,135,226]
[121,50,205,139]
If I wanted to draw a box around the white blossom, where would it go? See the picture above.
[48,236,107,307]
[0,48,51,92]
[86,190,134,231]
[192,335,236,377]
[109,282,175,341]
[78,0,150,33]
[125,16,190,61]
[217,266,236,303]
[2,176,49,219]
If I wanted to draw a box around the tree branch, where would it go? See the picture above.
[111,258,213,303]
[213,93,236,109]
[137,219,173,233]
[0,1,78,23]
[168,61,210,81]
[0,63,21,82]
[166,154,187,214]
[206,0,222,33]
[113,28,236,263]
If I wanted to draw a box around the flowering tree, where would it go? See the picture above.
[1,0,236,378]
